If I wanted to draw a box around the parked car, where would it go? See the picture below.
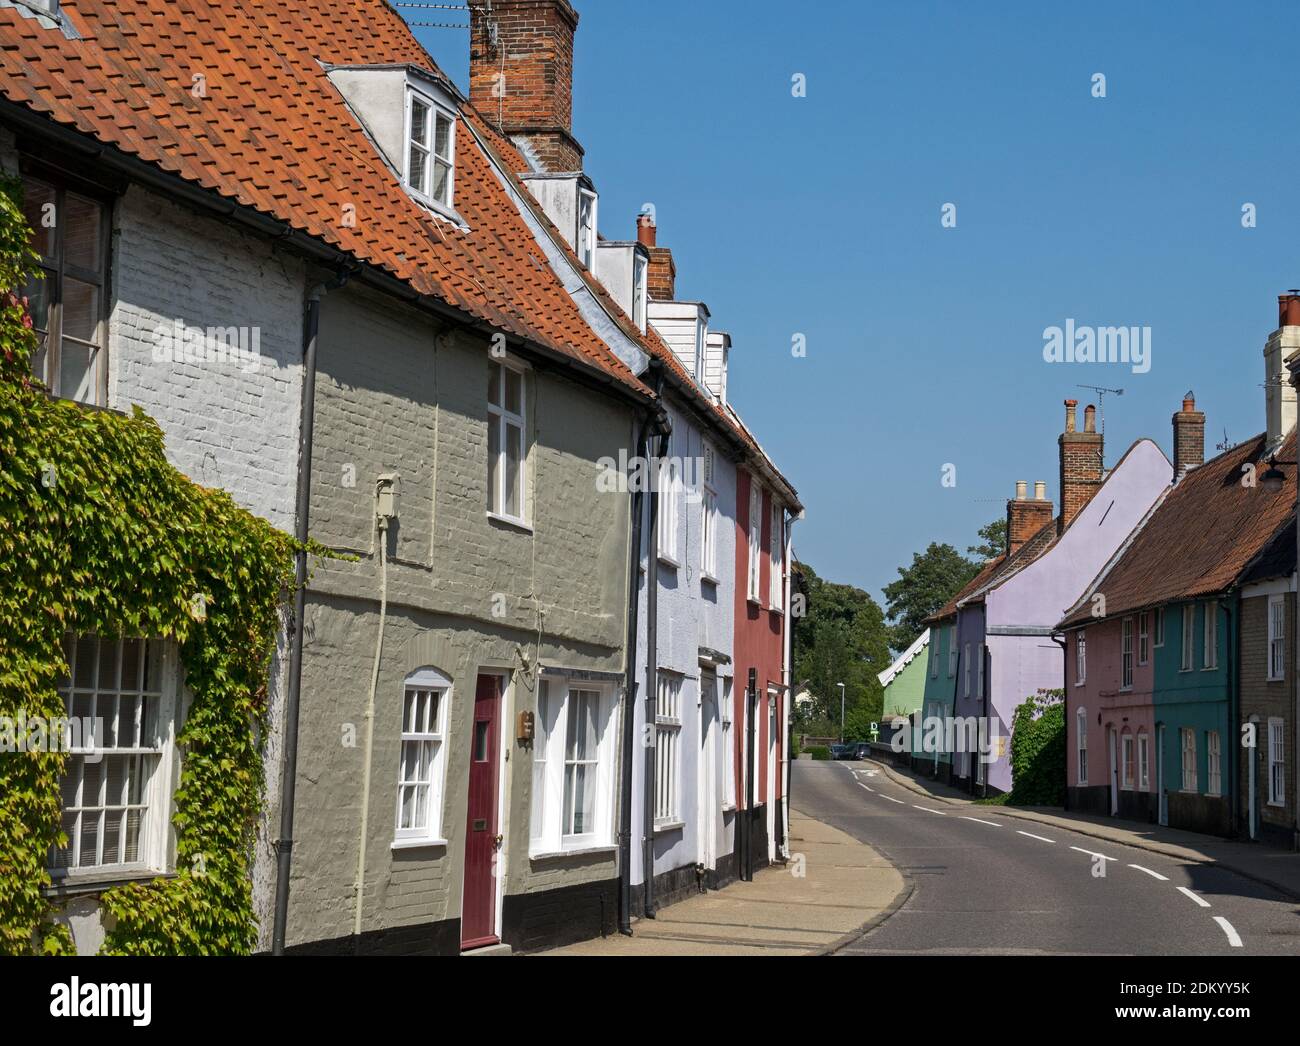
[853,742,872,759]
[831,743,857,760]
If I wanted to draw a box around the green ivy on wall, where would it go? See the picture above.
[0,175,302,954]
[1008,688,1066,807]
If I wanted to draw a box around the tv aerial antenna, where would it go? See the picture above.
[1076,384,1124,468]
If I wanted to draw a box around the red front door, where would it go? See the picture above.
[461,673,502,949]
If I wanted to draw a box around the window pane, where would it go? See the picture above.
[408,145,427,194]
[504,367,522,415]
[59,340,97,404]
[22,269,49,333]
[434,113,452,160]
[433,160,450,205]
[412,100,429,145]
[488,361,501,406]
[65,194,103,273]
[474,720,489,761]
[63,278,100,342]
[504,422,522,517]
[21,177,55,258]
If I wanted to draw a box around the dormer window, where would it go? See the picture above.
[406,88,455,209]
[577,188,597,269]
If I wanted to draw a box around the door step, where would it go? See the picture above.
[462,942,513,956]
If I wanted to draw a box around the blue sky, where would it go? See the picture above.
[410,0,1300,609]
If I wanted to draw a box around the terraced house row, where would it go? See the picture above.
[3,0,801,954]
[886,293,1300,852]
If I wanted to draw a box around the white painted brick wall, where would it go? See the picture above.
[109,186,306,532]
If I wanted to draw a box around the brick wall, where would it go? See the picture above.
[1059,430,1103,530]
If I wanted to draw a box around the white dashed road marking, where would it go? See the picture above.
[961,816,1002,827]
[1070,845,1116,861]
[1129,864,1170,882]
[1017,831,1055,843]
[913,805,948,815]
[1213,916,1243,947]
[1177,886,1211,908]
[882,795,905,804]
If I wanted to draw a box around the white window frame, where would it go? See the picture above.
[654,672,684,828]
[393,667,451,846]
[769,501,783,609]
[701,486,718,581]
[1180,727,1197,792]
[1202,601,1218,670]
[487,358,528,525]
[1154,607,1165,647]
[1268,595,1286,682]
[1180,604,1195,672]
[632,253,648,331]
[746,482,762,602]
[1137,611,1150,666]
[976,643,985,698]
[1076,707,1088,785]
[404,85,456,210]
[577,187,598,269]
[947,625,957,677]
[1121,733,1134,790]
[1076,630,1087,685]
[930,642,939,679]
[530,676,617,855]
[1121,617,1133,690]
[657,436,680,566]
[1268,717,1285,807]
[1137,731,1149,790]
[963,642,971,698]
[51,634,181,880]
[1207,730,1221,796]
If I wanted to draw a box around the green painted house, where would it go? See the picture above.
[877,629,931,766]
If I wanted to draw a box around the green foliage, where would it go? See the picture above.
[967,518,1007,561]
[0,177,300,954]
[791,561,890,726]
[843,705,876,743]
[882,542,980,653]
[807,746,830,761]
[1007,689,1066,807]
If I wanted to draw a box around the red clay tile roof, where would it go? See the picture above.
[1059,431,1297,628]
[926,555,1005,625]
[0,0,648,396]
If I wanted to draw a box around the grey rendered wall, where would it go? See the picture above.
[281,283,635,948]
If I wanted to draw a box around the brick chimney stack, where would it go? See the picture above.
[469,0,584,172]
[639,212,676,300]
[1007,479,1053,554]
[1059,399,1103,532]
[1172,392,1205,480]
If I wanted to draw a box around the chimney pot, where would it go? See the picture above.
[1064,399,1078,433]
[1279,292,1300,328]
[1182,392,1196,413]
[1015,480,1027,500]
[1059,399,1103,532]
[1084,404,1096,433]
[1034,480,1047,501]
[636,212,656,248]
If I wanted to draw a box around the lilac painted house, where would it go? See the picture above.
[947,401,1171,796]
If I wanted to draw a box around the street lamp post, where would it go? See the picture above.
[837,682,846,743]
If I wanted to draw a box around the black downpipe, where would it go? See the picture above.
[1050,631,1068,811]
[1225,593,1239,837]
[743,667,757,882]
[618,365,666,935]
[642,414,671,919]
[272,270,350,955]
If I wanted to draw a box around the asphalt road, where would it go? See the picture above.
[792,759,1300,955]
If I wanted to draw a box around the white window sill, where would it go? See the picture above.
[701,572,720,585]
[529,843,616,861]
[391,837,448,852]
[722,803,737,814]
[746,595,761,607]
[1267,675,1285,683]
[1267,799,1286,808]
[45,865,170,897]
[658,553,680,570]
[1120,685,1133,693]
[1201,666,1218,673]
[487,510,533,534]
[653,820,685,835]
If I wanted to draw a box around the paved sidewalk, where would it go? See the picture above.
[864,756,1300,902]
[540,812,905,955]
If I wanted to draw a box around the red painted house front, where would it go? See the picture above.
[733,466,791,872]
